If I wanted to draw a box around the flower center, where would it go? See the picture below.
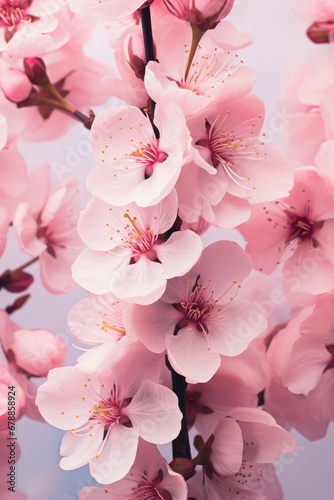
[130,142,168,178]
[132,469,171,500]
[0,1,34,31]
[196,114,264,190]
[286,214,314,245]
[179,45,238,96]
[91,399,122,426]
[122,212,157,260]
[180,275,217,333]
[132,482,164,500]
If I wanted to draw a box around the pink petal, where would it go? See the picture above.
[212,417,243,475]
[13,203,47,256]
[127,302,182,353]
[125,380,182,444]
[212,193,251,228]
[72,247,128,295]
[60,426,103,470]
[156,230,202,279]
[110,257,166,305]
[89,425,139,484]
[208,300,267,356]
[282,334,331,393]
[87,163,144,206]
[36,366,93,430]
[166,328,221,383]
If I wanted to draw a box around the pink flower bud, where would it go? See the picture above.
[23,57,48,85]
[10,329,66,377]
[192,0,234,19]
[163,0,234,30]
[0,70,32,103]
[0,269,34,293]
[307,21,334,44]
[190,0,235,31]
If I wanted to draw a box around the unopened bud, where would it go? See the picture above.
[190,0,234,32]
[23,57,49,85]
[1,70,32,103]
[307,21,334,44]
[0,269,34,293]
[169,457,196,480]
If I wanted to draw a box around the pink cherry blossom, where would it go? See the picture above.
[201,408,295,500]
[72,190,202,304]
[264,309,331,440]
[128,240,267,382]
[87,103,189,207]
[187,342,268,434]
[239,167,334,297]
[5,329,65,377]
[13,164,83,294]
[276,294,334,423]
[79,439,187,499]
[0,0,70,58]
[36,342,182,484]
[67,293,136,373]
[188,94,294,201]
[163,0,234,26]
[144,19,255,117]
[0,38,114,142]
[177,95,294,228]
[0,68,32,102]
[278,51,334,165]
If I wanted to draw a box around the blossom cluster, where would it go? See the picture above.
[0,0,332,499]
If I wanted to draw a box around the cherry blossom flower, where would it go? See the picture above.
[278,294,334,423]
[239,167,334,297]
[188,94,294,201]
[186,342,268,434]
[0,308,57,422]
[265,309,331,440]
[13,164,83,294]
[72,190,202,304]
[87,103,189,207]
[144,19,255,117]
[78,439,188,499]
[67,293,135,373]
[3,328,65,377]
[177,95,294,228]
[36,342,182,484]
[0,68,32,102]
[278,51,334,164]
[0,0,69,58]
[0,38,114,141]
[128,241,267,382]
[163,0,234,28]
[201,408,295,500]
